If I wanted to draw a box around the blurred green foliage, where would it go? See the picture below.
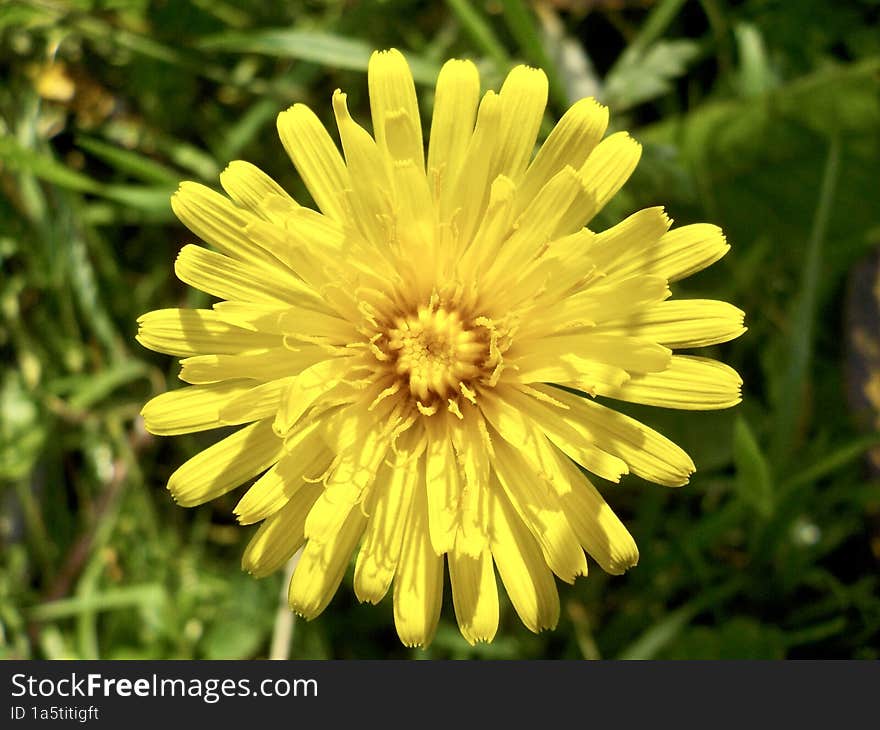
[2,0,879,659]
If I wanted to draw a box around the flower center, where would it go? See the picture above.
[387,306,485,401]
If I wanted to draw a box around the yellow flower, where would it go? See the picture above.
[138,49,745,648]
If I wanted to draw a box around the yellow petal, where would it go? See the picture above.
[174,244,315,305]
[218,377,293,424]
[480,406,574,500]
[535,384,696,486]
[234,421,330,524]
[489,484,559,634]
[393,478,444,649]
[491,439,587,583]
[440,90,500,244]
[495,384,628,483]
[383,111,434,253]
[448,545,498,645]
[354,429,423,604]
[332,90,396,247]
[449,405,492,557]
[513,358,630,395]
[277,306,357,344]
[273,357,354,435]
[288,505,366,619]
[424,417,460,555]
[597,355,744,410]
[141,381,253,435]
[171,182,275,267]
[516,96,608,214]
[304,410,394,543]
[514,333,672,375]
[241,482,322,577]
[212,301,290,334]
[652,223,730,282]
[581,206,671,274]
[368,48,424,168]
[554,454,639,574]
[457,174,516,276]
[519,275,670,339]
[136,308,280,357]
[493,65,549,181]
[555,131,642,235]
[219,160,298,219]
[276,103,349,220]
[427,58,480,203]
[595,299,746,349]
[179,347,324,385]
[484,167,584,283]
[167,419,283,507]
[587,217,729,284]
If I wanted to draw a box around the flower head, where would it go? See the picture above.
[138,49,745,648]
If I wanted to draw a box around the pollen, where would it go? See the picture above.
[386,305,485,401]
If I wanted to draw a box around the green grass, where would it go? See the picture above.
[2,0,879,659]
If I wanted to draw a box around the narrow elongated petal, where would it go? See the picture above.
[493,66,549,181]
[427,59,480,201]
[449,546,499,645]
[523,275,670,337]
[274,357,354,434]
[277,104,349,220]
[220,161,298,218]
[536,385,696,486]
[555,132,642,234]
[136,308,280,357]
[369,48,424,168]
[489,485,560,634]
[554,455,639,574]
[393,479,444,648]
[424,418,461,555]
[595,299,746,348]
[234,421,330,524]
[242,482,322,577]
[289,505,367,619]
[354,429,422,603]
[495,385,629,483]
[441,90,500,243]
[175,244,314,305]
[491,439,588,583]
[516,96,608,211]
[167,419,283,507]
[598,355,744,410]
[171,182,276,267]
[179,348,323,385]
[141,381,253,435]
[218,377,293,424]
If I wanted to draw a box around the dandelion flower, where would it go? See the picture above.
[138,49,745,648]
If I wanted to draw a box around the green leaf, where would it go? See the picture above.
[198,29,441,85]
[0,372,46,480]
[0,136,175,216]
[29,585,167,621]
[734,22,776,97]
[732,416,775,517]
[771,137,841,464]
[76,137,179,186]
[603,40,701,111]
[445,0,509,71]
[500,0,568,107]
